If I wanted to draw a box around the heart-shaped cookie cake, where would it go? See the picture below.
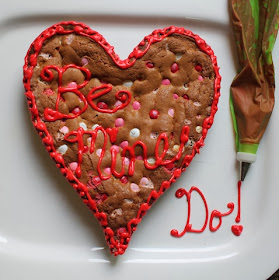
[23,22,221,255]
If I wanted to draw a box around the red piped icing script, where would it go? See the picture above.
[171,181,243,237]
[23,22,221,255]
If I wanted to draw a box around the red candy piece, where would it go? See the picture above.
[183,94,189,100]
[171,63,179,73]
[146,62,154,68]
[195,64,203,72]
[120,176,128,184]
[97,102,108,109]
[92,176,102,186]
[95,193,108,204]
[149,109,159,119]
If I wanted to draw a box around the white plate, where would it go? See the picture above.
[1,1,279,279]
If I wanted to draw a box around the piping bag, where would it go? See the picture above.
[230,0,279,181]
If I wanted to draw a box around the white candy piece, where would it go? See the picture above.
[150,132,158,139]
[57,144,68,155]
[79,122,87,130]
[185,139,195,147]
[193,101,201,107]
[66,34,75,44]
[173,145,180,153]
[123,199,133,204]
[196,126,202,133]
[92,124,102,133]
[123,81,133,87]
[176,53,183,60]
[130,128,140,138]
[147,157,156,164]
[39,53,52,59]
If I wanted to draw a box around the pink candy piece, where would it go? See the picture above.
[133,101,141,110]
[130,183,140,192]
[81,57,88,65]
[140,177,154,189]
[67,82,77,89]
[136,156,143,160]
[171,63,179,73]
[43,88,54,96]
[198,75,204,81]
[104,167,111,175]
[120,141,128,149]
[72,107,81,114]
[69,162,78,171]
[162,79,171,85]
[168,108,174,117]
[173,93,179,99]
[140,177,149,186]
[115,100,122,107]
[124,157,130,166]
[96,149,102,157]
[59,126,69,134]
[110,145,120,153]
[115,118,125,127]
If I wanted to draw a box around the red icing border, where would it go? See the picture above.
[23,22,221,255]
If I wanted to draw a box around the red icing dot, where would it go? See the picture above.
[146,62,154,68]
[183,94,189,100]
[117,227,127,237]
[171,63,179,73]
[195,64,203,71]
[165,163,175,170]
[120,176,128,184]
[83,146,89,153]
[149,109,159,119]
[97,102,108,109]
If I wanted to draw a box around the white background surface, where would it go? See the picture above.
[0,0,279,279]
